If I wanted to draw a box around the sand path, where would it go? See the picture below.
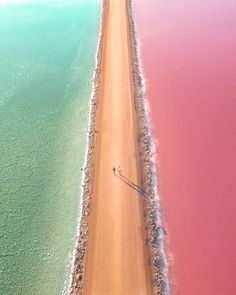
[82,1,152,294]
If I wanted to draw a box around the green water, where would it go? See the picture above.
[0,1,100,294]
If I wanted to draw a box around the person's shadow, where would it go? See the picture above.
[115,171,144,195]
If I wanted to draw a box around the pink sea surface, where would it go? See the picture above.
[134,1,236,294]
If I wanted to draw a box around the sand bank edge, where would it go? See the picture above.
[127,1,170,294]
[68,1,106,293]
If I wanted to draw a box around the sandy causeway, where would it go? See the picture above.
[69,0,169,294]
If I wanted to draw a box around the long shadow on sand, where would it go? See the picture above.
[115,173,144,195]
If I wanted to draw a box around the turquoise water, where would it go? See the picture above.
[0,1,100,294]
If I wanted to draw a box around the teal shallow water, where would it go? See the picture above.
[0,1,100,294]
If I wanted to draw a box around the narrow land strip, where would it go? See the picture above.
[81,0,152,294]
[70,0,169,294]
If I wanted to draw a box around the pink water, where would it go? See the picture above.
[134,1,236,294]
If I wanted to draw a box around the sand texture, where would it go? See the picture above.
[82,0,152,294]
[69,1,169,294]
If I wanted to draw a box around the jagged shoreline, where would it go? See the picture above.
[127,1,170,294]
[68,1,107,293]
[69,0,169,294]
